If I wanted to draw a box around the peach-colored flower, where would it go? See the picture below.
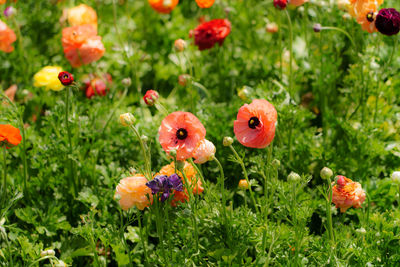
[192,139,216,164]
[67,4,97,29]
[0,124,22,149]
[195,0,215,8]
[347,0,383,33]
[0,20,16,53]
[148,0,179,14]
[115,174,153,210]
[158,111,206,161]
[158,161,203,206]
[238,179,249,189]
[289,0,308,7]
[4,84,17,102]
[332,175,366,213]
[62,24,105,67]
[234,99,277,149]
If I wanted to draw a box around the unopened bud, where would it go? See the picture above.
[320,167,333,180]
[129,167,137,175]
[288,172,301,183]
[121,78,132,87]
[119,113,135,126]
[178,74,190,86]
[41,249,56,257]
[4,6,16,17]
[169,149,177,158]
[271,159,281,168]
[141,135,149,143]
[392,171,400,184]
[174,39,186,52]
[313,23,322,33]
[223,136,234,146]
[176,160,185,170]
[266,22,279,33]
[238,179,249,190]
[143,90,159,106]
[356,227,366,235]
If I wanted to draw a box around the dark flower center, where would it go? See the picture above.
[248,117,260,129]
[176,128,188,140]
[366,12,375,22]
[63,74,69,80]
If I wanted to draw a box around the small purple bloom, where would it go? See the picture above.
[375,8,400,36]
[4,7,16,18]
[145,174,183,202]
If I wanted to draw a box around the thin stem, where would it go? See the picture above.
[188,158,208,192]
[214,157,227,222]
[320,26,356,48]
[19,113,28,198]
[129,125,152,180]
[65,87,78,197]
[285,9,294,99]
[325,178,335,243]
[229,145,259,213]
[2,146,7,204]
[137,211,149,265]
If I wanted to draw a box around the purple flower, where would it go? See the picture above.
[146,174,183,202]
[375,8,400,36]
[4,7,16,18]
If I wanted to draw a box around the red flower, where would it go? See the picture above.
[84,73,112,99]
[191,19,231,51]
[274,0,287,9]
[58,71,74,86]
[143,90,159,106]
[375,8,400,36]
[0,124,22,149]
[234,99,277,149]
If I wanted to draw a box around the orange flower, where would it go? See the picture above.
[61,24,105,67]
[233,99,277,149]
[159,111,206,161]
[289,0,308,7]
[0,124,22,149]
[0,20,16,53]
[238,179,249,189]
[192,139,216,164]
[348,0,383,33]
[67,4,97,29]
[115,174,153,210]
[148,0,179,14]
[195,0,215,8]
[158,161,203,206]
[332,175,366,213]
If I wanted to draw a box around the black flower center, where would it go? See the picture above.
[63,74,69,80]
[176,128,188,140]
[248,117,260,129]
[366,12,375,22]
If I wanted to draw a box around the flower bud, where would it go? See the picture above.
[356,227,366,235]
[119,113,135,126]
[176,160,185,170]
[141,135,149,143]
[237,86,251,100]
[143,90,159,106]
[238,179,249,190]
[335,175,346,187]
[271,159,281,168]
[169,149,177,158]
[40,249,56,257]
[4,6,16,17]
[287,172,301,183]
[54,260,67,267]
[174,39,187,52]
[320,167,333,180]
[313,23,322,33]
[121,77,132,87]
[392,171,400,184]
[223,136,234,146]
[178,74,190,86]
[266,22,279,33]
[129,167,137,175]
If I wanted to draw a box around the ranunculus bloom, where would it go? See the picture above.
[0,124,22,149]
[192,139,216,164]
[67,4,97,29]
[143,90,159,106]
[332,175,366,213]
[191,19,231,51]
[234,99,277,149]
[115,174,153,210]
[84,73,112,99]
[33,66,64,91]
[289,0,308,7]
[0,20,16,53]
[158,161,204,206]
[159,111,206,160]
[58,71,74,86]
[274,0,287,9]
[195,0,215,8]
[148,0,179,14]
[62,24,105,67]
[375,8,400,36]
[238,179,249,189]
[174,39,186,52]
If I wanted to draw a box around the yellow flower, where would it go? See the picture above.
[33,66,64,91]
[67,4,97,29]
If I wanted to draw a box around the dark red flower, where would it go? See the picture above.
[274,0,287,9]
[143,90,159,106]
[375,8,400,36]
[84,73,112,99]
[58,71,74,86]
[191,19,231,51]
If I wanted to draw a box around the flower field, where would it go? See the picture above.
[1,0,400,266]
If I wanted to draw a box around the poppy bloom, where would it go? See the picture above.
[375,8,400,36]
[192,139,216,164]
[288,0,308,7]
[0,124,22,149]
[159,111,206,160]
[158,161,204,206]
[332,175,366,213]
[0,20,16,53]
[148,0,179,14]
[115,174,153,210]
[33,66,65,91]
[146,174,183,202]
[191,19,231,51]
[83,73,112,99]
[67,4,97,29]
[234,99,277,149]
[143,90,159,106]
[274,0,287,9]
[62,24,105,67]
[195,0,215,8]
[58,71,74,86]
[347,0,383,33]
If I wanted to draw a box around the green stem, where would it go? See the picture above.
[137,211,149,265]
[284,9,294,99]
[19,113,28,198]
[65,87,78,197]
[229,145,259,213]
[320,26,356,48]
[129,125,152,180]
[326,178,335,243]
[214,157,227,222]
[2,146,7,204]
[188,158,208,193]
